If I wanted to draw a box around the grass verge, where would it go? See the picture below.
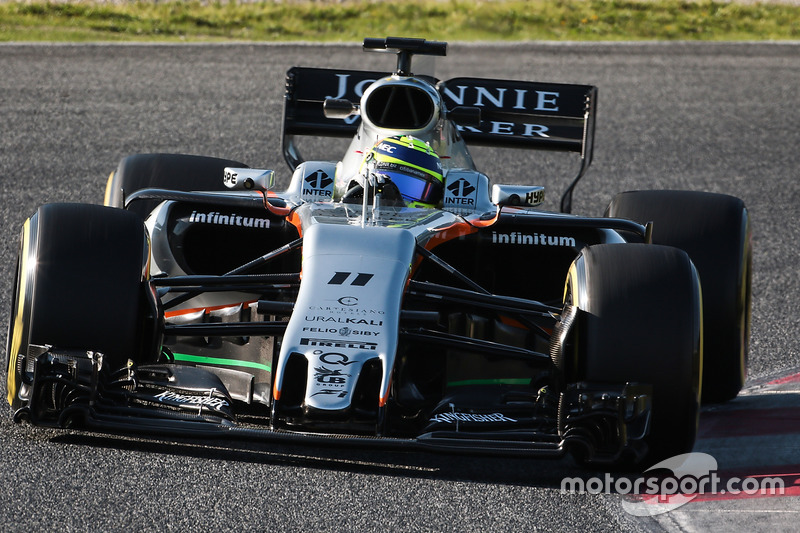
[0,0,798,42]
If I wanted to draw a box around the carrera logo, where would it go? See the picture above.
[189,211,270,229]
[492,231,576,247]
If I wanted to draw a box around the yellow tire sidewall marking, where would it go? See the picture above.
[7,218,31,405]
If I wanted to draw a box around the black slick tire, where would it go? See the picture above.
[606,190,752,403]
[563,244,703,467]
[6,203,154,410]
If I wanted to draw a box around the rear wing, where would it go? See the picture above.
[282,67,597,212]
[438,78,596,212]
[282,67,387,168]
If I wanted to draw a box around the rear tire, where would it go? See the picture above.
[606,190,751,403]
[104,153,249,218]
[562,244,702,467]
[6,204,155,410]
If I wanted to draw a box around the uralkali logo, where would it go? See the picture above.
[561,453,785,516]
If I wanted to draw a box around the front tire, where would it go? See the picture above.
[6,204,156,410]
[561,244,703,467]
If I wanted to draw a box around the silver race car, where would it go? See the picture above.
[6,38,751,469]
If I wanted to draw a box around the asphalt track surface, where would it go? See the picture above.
[0,42,798,532]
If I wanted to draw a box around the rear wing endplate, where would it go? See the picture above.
[282,67,597,213]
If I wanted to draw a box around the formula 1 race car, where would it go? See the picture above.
[6,37,752,469]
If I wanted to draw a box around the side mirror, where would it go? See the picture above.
[223,168,275,191]
[492,185,545,208]
[323,98,360,119]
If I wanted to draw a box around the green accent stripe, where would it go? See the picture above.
[171,352,272,373]
[447,378,531,387]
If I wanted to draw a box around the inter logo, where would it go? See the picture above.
[445,178,477,206]
[447,178,476,197]
[303,169,334,197]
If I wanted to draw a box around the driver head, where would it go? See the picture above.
[359,135,444,208]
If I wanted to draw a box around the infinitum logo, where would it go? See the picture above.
[492,231,575,247]
[189,211,270,229]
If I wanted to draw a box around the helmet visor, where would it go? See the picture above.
[374,162,443,205]
[377,171,443,205]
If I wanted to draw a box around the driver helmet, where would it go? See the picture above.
[360,135,444,208]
